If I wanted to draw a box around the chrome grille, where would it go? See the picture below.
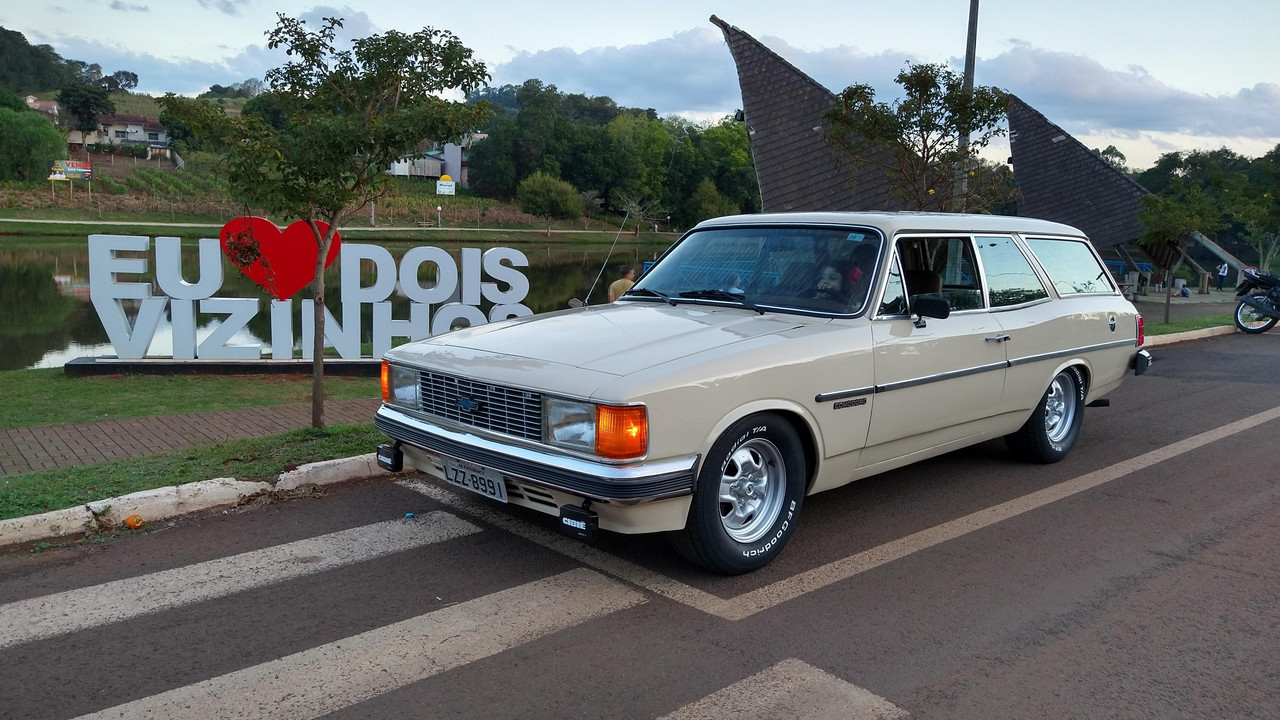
[417,371,543,441]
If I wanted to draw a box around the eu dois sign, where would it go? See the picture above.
[88,234,532,360]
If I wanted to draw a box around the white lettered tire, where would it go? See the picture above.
[671,413,806,574]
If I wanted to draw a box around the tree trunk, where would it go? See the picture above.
[310,220,336,429]
[1163,257,1184,325]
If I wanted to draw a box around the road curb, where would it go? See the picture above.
[1144,324,1238,347]
[0,453,390,548]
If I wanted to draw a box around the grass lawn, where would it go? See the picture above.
[0,368,386,525]
[0,368,380,429]
[0,424,383,520]
[1145,313,1234,335]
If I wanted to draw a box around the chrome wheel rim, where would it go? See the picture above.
[717,438,786,543]
[1238,303,1272,330]
[1044,372,1078,445]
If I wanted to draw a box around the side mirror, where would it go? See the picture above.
[910,295,951,328]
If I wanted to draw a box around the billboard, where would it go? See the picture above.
[49,160,93,182]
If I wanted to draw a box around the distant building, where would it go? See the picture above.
[23,95,60,123]
[387,135,486,186]
[67,113,171,158]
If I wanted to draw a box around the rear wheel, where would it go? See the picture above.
[1006,367,1085,464]
[671,413,806,574]
[1234,299,1277,334]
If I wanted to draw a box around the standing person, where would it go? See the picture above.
[609,265,635,302]
[1217,261,1230,291]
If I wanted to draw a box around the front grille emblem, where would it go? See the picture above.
[457,396,484,414]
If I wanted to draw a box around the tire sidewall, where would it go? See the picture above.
[1235,300,1277,334]
[691,414,805,573]
[1040,366,1085,459]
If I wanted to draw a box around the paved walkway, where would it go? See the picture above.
[0,398,382,476]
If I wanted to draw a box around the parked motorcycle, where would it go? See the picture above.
[1234,267,1280,334]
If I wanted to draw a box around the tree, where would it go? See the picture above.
[824,62,1008,212]
[0,86,26,112]
[110,70,139,92]
[613,191,665,236]
[683,177,739,225]
[0,108,66,181]
[1093,145,1130,174]
[1138,181,1222,323]
[517,171,583,231]
[159,14,491,427]
[58,80,114,131]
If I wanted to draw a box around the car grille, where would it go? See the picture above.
[416,370,543,441]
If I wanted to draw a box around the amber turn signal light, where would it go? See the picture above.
[595,405,648,460]
[380,360,390,402]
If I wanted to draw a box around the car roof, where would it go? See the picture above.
[692,211,1086,239]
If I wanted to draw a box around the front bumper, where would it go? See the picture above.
[374,405,698,505]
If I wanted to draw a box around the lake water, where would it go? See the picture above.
[0,235,668,371]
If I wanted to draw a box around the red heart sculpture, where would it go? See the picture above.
[218,217,342,300]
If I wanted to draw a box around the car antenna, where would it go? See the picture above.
[582,211,630,307]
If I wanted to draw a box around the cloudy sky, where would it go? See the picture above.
[6,0,1278,170]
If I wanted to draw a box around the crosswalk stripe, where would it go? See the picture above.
[401,480,730,614]
[659,658,909,720]
[74,568,645,720]
[0,512,479,649]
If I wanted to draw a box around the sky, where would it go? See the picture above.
[5,0,1278,171]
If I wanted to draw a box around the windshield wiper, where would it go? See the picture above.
[678,289,765,314]
[623,287,675,305]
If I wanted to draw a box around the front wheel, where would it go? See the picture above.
[1005,367,1086,464]
[1234,299,1277,334]
[670,413,806,574]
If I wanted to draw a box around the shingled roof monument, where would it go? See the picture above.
[710,15,1238,284]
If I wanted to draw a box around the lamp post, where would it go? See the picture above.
[436,205,442,227]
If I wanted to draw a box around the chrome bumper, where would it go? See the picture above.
[374,405,698,505]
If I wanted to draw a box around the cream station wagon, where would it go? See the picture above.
[375,212,1151,573]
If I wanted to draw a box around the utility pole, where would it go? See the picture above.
[956,0,980,206]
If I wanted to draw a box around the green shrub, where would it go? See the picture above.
[516,171,584,220]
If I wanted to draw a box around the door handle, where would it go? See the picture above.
[984,334,1011,342]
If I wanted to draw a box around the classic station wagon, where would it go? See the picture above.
[375,212,1151,573]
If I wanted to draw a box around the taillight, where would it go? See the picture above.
[1136,316,1145,347]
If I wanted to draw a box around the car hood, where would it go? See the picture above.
[409,302,805,376]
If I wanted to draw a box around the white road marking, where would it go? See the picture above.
[0,512,478,649]
[408,404,1280,621]
[659,658,909,720]
[74,568,644,720]
[402,481,729,614]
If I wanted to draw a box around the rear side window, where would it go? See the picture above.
[974,236,1048,307]
[1026,238,1116,295]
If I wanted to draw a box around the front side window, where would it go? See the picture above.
[896,236,984,311]
[1027,238,1116,295]
[630,225,885,316]
[974,236,1048,307]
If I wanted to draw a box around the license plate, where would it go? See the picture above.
[440,455,508,503]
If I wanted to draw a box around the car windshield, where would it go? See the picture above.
[627,225,885,316]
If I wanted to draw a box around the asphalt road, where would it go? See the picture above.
[2,332,1278,719]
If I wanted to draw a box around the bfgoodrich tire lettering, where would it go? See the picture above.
[670,413,806,574]
[1005,366,1086,464]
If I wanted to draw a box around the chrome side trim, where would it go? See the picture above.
[815,386,876,403]
[875,360,1010,393]
[1008,338,1136,367]
[375,406,698,505]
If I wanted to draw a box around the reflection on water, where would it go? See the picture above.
[1,236,668,370]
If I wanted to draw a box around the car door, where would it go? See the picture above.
[861,235,1008,467]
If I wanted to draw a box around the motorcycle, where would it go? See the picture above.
[1234,267,1280,334]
